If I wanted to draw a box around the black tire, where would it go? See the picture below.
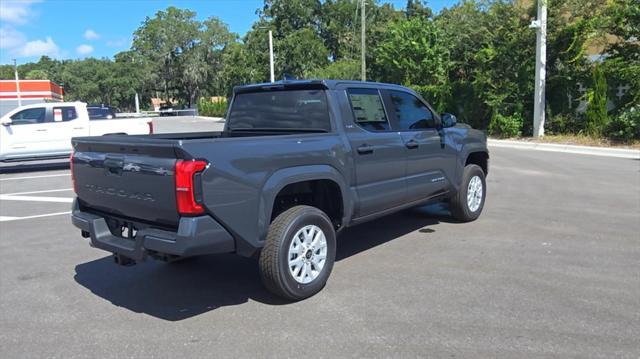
[449,164,486,222]
[259,205,336,301]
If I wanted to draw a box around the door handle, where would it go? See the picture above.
[356,144,374,155]
[405,140,419,149]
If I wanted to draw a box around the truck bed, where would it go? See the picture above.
[71,129,339,229]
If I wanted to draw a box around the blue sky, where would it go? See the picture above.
[0,0,458,65]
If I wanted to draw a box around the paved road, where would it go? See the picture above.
[0,147,638,358]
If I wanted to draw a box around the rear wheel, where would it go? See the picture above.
[259,205,336,301]
[449,164,486,222]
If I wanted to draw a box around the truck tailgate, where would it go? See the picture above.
[72,137,181,227]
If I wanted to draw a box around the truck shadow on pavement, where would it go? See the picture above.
[74,203,453,321]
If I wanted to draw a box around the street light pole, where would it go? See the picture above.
[13,59,22,107]
[532,0,547,137]
[361,0,366,82]
[269,30,275,83]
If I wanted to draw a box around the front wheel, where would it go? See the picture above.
[259,205,336,301]
[449,164,486,222]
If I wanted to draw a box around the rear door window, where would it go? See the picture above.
[10,107,46,125]
[53,107,78,122]
[227,90,331,131]
[346,88,390,132]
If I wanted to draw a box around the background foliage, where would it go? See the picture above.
[1,0,637,140]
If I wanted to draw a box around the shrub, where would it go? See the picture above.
[545,113,582,135]
[585,65,609,137]
[605,106,640,142]
[198,97,228,118]
[488,113,523,138]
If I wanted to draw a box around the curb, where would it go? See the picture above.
[488,139,640,159]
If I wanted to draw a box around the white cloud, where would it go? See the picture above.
[0,1,59,60]
[19,37,60,57]
[0,0,41,25]
[76,44,94,56]
[0,27,62,59]
[84,29,100,40]
[0,25,27,49]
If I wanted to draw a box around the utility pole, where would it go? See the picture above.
[269,30,275,82]
[531,0,547,137]
[13,59,22,107]
[361,0,366,82]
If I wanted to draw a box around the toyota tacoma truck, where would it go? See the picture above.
[71,80,488,300]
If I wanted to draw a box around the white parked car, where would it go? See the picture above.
[0,102,153,161]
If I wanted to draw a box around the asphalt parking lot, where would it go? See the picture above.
[1,145,639,358]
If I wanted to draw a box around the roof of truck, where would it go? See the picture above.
[233,79,413,94]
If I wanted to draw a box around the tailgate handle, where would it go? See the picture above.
[104,156,124,175]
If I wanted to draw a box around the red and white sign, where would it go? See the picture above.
[53,108,63,122]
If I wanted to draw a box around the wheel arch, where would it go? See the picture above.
[465,150,489,176]
[258,165,353,242]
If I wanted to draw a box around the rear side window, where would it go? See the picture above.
[10,107,46,125]
[53,107,78,122]
[346,88,390,132]
[227,90,331,131]
[88,108,115,120]
[389,90,435,130]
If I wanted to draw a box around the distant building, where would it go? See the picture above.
[0,80,64,117]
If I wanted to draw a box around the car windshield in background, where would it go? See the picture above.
[88,108,114,120]
[227,90,331,132]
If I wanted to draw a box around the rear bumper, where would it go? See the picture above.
[71,200,235,261]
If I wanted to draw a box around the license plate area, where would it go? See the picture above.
[106,218,138,239]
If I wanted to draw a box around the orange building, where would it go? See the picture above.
[0,80,64,117]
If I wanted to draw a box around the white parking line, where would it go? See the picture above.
[0,211,71,222]
[1,188,73,196]
[0,194,73,203]
[0,173,70,181]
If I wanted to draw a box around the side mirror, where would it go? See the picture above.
[441,113,457,128]
[1,118,11,126]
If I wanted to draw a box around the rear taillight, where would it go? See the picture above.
[70,151,77,193]
[147,120,154,134]
[175,159,208,215]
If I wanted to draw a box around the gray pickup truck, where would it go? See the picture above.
[71,80,488,300]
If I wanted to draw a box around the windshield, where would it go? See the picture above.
[227,89,331,131]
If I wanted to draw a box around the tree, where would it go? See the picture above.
[260,0,322,35]
[405,0,432,19]
[372,16,451,111]
[0,65,14,79]
[25,69,48,80]
[132,7,234,105]
[585,64,609,136]
[278,28,329,78]
[599,0,640,109]
[319,0,360,61]
[307,59,360,80]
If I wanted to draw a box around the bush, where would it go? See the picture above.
[545,113,583,135]
[488,113,523,138]
[585,65,609,137]
[198,97,228,118]
[605,106,640,142]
